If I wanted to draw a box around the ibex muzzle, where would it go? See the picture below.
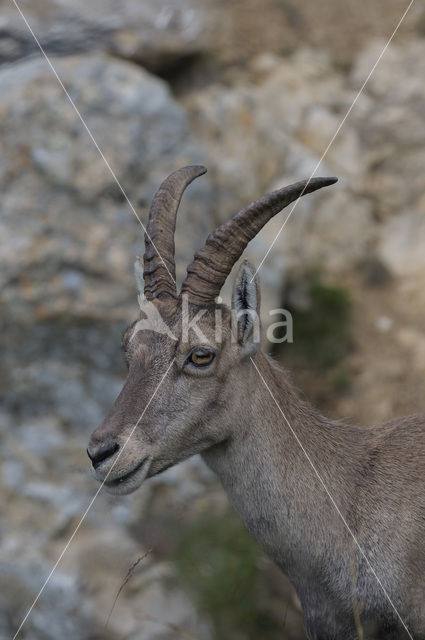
[88,167,425,638]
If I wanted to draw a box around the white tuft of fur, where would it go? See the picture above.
[233,260,257,313]
[134,258,144,293]
[232,260,260,346]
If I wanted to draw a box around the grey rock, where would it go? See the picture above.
[0,53,212,321]
[0,562,96,640]
[0,0,208,75]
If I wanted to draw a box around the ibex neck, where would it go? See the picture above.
[202,351,362,583]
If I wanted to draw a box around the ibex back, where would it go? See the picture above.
[88,166,425,639]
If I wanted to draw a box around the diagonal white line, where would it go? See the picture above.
[251,0,415,282]
[10,0,176,285]
[250,356,414,639]
[12,358,175,640]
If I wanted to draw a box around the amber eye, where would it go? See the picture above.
[187,349,215,367]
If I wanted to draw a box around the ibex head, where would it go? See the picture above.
[87,166,337,494]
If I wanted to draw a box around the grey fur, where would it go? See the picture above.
[88,264,425,640]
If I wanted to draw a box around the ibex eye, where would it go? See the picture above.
[187,349,215,367]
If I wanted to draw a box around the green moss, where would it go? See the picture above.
[331,368,352,393]
[287,271,352,369]
[170,509,282,639]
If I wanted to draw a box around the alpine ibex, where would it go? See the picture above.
[88,166,425,639]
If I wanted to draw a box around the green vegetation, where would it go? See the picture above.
[287,271,352,369]
[170,508,282,640]
[331,367,352,393]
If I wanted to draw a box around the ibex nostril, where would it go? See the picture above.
[87,442,119,469]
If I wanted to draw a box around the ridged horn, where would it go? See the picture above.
[181,177,338,305]
[143,165,207,300]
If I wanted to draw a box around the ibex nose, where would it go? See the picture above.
[87,442,120,469]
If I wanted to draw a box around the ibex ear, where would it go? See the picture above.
[232,260,261,353]
[134,257,144,294]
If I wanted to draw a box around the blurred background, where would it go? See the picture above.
[1,0,425,638]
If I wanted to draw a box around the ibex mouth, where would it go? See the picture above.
[105,455,150,490]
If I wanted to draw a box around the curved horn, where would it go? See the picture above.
[143,165,207,300]
[181,177,338,305]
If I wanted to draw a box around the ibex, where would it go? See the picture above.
[88,166,425,639]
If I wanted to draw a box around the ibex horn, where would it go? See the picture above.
[181,177,338,305]
[143,165,207,300]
